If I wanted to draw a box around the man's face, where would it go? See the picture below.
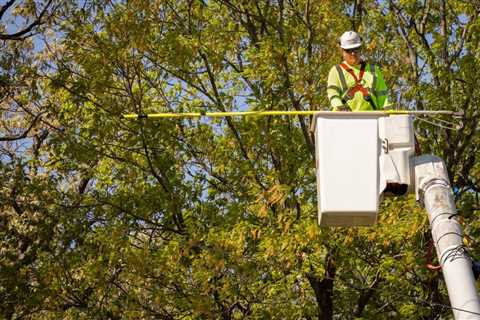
[342,48,361,65]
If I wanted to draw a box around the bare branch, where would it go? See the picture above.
[439,0,448,65]
[0,0,54,40]
[449,9,480,66]
[0,0,16,20]
[0,111,44,141]
[199,49,268,191]
[418,0,430,34]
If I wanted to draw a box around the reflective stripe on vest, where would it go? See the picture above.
[375,90,388,96]
[335,64,347,92]
[370,63,377,93]
[327,85,342,93]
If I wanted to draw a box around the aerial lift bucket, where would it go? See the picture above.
[312,113,414,226]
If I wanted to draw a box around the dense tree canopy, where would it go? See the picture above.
[1,0,479,319]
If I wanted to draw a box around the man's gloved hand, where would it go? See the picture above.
[336,105,350,112]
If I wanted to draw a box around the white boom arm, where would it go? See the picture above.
[415,155,480,319]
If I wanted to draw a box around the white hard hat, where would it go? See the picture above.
[339,31,362,49]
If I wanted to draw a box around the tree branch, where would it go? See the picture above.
[0,0,54,40]
[0,0,16,20]
[353,276,382,317]
[449,10,480,66]
[0,111,44,141]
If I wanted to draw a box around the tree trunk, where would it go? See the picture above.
[307,251,336,320]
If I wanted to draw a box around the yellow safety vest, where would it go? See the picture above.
[327,61,391,111]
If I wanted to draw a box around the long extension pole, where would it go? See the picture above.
[122,110,463,120]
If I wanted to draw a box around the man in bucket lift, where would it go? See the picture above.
[327,32,409,195]
[327,31,391,111]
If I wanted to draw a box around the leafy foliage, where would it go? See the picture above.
[0,1,479,319]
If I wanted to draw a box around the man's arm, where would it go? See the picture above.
[327,66,347,111]
[374,67,392,110]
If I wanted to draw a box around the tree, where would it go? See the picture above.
[0,1,478,319]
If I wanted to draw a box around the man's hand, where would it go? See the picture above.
[335,105,351,112]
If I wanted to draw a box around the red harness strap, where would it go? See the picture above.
[340,62,366,84]
[339,62,371,101]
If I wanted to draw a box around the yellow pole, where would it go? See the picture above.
[122,110,462,120]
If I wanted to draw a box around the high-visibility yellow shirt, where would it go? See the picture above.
[327,61,392,111]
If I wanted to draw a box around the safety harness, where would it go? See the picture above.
[337,62,377,110]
